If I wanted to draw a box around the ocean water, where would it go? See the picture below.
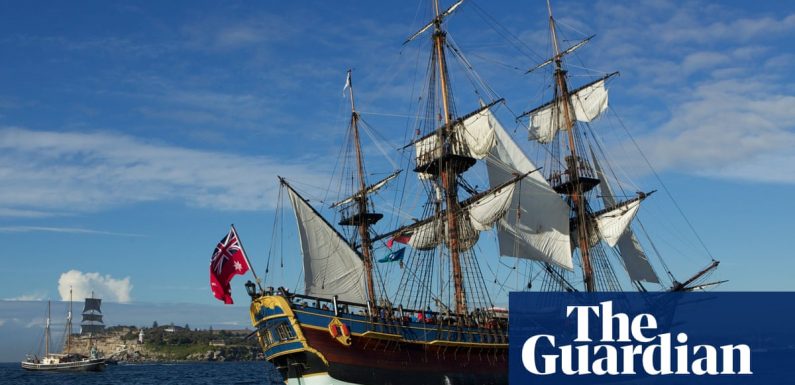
[0,361,284,385]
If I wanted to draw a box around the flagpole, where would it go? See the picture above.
[231,224,264,292]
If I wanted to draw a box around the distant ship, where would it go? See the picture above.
[21,290,106,372]
[80,293,106,335]
[245,1,721,384]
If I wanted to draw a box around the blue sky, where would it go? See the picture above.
[1,0,794,359]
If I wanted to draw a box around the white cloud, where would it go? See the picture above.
[180,14,300,52]
[0,226,142,236]
[26,317,45,328]
[681,51,729,75]
[58,270,133,303]
[572,1,795,184]
[0,208,57,218]
[4,292,47,301]
[636,78,795,183]
[0,127,328,217]
[650,8,795,45]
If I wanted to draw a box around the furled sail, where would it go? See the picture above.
[286,185,367,303]
[330,170,401,209]
[404,183,516,252]
[407,219,442,250]
[592,154,659,283]
[528,79,608,143]
[414,103,499,179]
[486,110,574,270]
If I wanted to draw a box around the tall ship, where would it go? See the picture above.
[21,290,106,372]
[80,292,106,335]
[246,1,721,384]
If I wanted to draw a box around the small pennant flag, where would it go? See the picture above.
[378,247,405,263]
[342,70,352,97]
[387,234,411,249]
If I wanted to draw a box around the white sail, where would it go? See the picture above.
[595,200,641,247]
[286,187,367,303]
[407,219,442,250]
[405,182,515,252]
[593,154,659,283]
[459,106,498,159]
[616,232,659,283]
[486,110,573,270]
[468,183,516,231]
[415,105,497,179]
[529,79,608,143]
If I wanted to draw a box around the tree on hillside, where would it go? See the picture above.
[152,321,158,328]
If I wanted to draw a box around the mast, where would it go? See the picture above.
[547,0,595,292]
[432,0,466,315]
[66,287,72,354]
[346,70,377,304]
[45,300,50,356]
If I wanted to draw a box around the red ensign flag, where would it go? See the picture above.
[210,226,250,304]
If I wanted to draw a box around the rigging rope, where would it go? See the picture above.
[607,108,716,261]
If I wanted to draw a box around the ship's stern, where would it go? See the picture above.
[249,295,330,382]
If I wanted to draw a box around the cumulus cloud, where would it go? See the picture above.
[58,270,133,303]
[0,127,328,217]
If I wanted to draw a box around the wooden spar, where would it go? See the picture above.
[516,72,617,120]
[231,224,264,292]
[402,99,504,150]
[547,1,595,292]
[590,190,654,217]
[433,0,466,315]
[525,34,595,74]
[670,260,720,292]
[370,168,540,244]
[346,70,378,304]
[330,170,401,209]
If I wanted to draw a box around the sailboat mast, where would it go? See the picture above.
[66,287,72,354]
[547,0,595,292]
[433,0,467,314]
[346,70,378,304]
[45,300,50,356]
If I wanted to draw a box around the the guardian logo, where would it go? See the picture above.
[522,301,752,376]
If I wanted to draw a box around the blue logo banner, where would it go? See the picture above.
[509,292,795,384]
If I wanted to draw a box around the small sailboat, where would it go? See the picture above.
[21,290,106,372]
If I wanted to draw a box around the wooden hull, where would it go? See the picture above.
[250,295,507,385]
[20,358,106,372]
[300,328,506,385]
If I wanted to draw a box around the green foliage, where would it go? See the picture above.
[140,328,260,360]
[145,342,212,360]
